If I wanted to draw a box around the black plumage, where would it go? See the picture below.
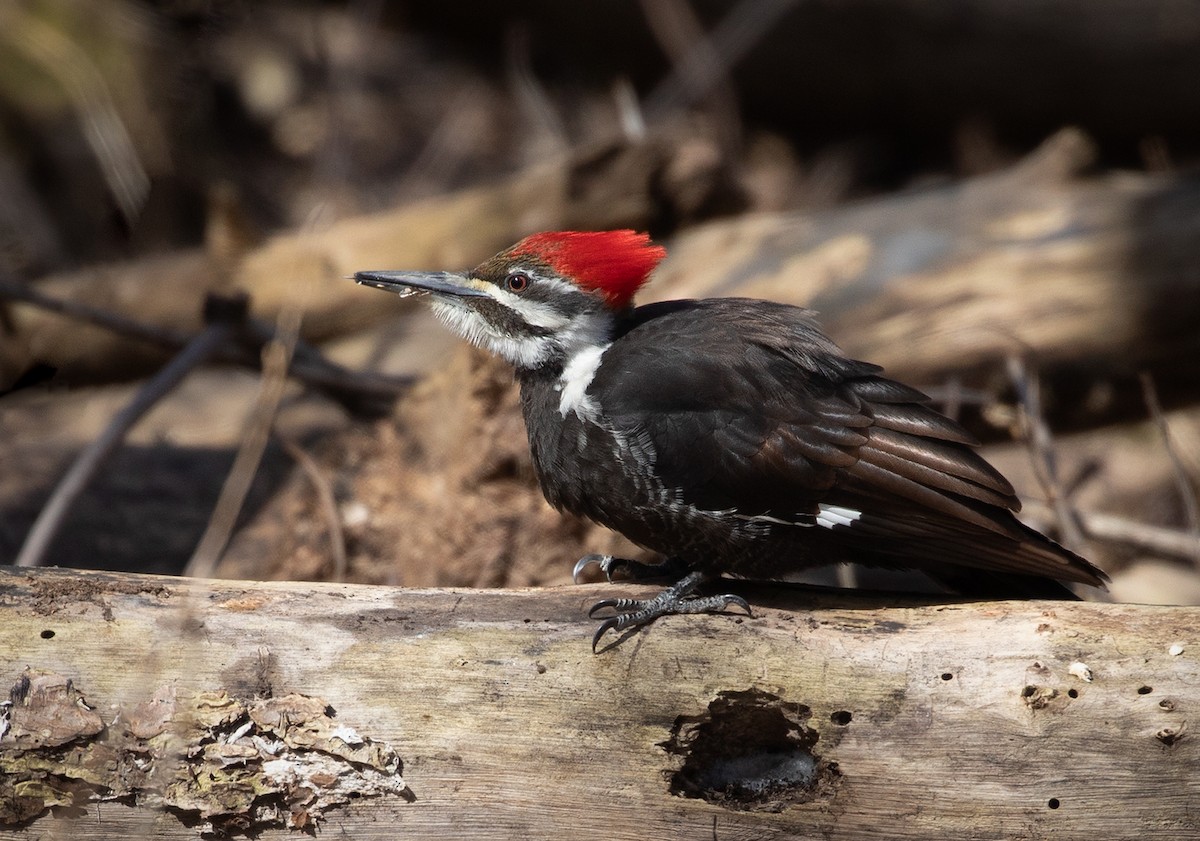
[520,298,1105,597]
[355,230,1107,648]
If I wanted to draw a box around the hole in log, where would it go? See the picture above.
[1048,798,1061,810]
[660,689,840,812]
[830,710,852,726]
[1138,686,1153,695]
[1156,724,1186,746]
[1021,685,1059,709]
[940,672,954,681]
[1067,689,1078,699]
[40,629,55,639]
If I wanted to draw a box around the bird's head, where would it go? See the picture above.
[355,230,665,370]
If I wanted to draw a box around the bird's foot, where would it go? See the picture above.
[586,570,751,652]
[571,553,686,583]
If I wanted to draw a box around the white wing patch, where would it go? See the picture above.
[558,343,608,421]
[816,504,863,529]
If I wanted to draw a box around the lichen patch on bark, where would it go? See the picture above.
[0,669,408,834]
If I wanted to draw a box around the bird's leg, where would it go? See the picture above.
[571,553,689,583]
[586,569,751,651]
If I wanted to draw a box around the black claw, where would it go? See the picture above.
[585,571,756,652]
[572,553,641,583]
[572,553,611,583]
[726,595,753,616]
[587,598,623,618]
[591,618,622,652]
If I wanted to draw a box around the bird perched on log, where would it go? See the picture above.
[355,230,1107,649]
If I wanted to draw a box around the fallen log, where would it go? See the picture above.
[654,131,1200,424]
[0,134,738,390]
[1,565,1196,839]
[10,131,1200,430]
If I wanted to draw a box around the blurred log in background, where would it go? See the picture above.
[1,2,1200,600]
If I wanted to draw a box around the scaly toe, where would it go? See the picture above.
[587,597,643,619]
[585,571,753,652]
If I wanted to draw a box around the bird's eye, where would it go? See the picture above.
[505,272,530,293]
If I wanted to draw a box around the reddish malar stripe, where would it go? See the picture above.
[511,230,665,309]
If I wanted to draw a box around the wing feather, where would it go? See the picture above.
[864,428,1017,504]
[595,298,1106,588]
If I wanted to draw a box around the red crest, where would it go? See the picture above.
[509,230,665,309]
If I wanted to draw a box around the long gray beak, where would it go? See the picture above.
[353,270,490,298]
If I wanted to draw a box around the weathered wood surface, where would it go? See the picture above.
[1,565,1197,839]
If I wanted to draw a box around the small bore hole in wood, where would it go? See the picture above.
[830,710,852,726]
[1067,689,1078,699]
[40,629,55,639]
[940,672,953,681]
[1138,686,1153,695]
[1047,798,1061,810]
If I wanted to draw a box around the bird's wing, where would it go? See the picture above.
[597,299,1106,587]
[599,299,1009,520]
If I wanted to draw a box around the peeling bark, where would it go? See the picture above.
[1,670,405,834]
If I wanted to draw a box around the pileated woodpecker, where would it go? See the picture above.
[356,230,1106,648]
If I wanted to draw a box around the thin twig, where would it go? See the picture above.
[1,5,150,223]
[184,308,302,579]
[639,0,743,152]
[506,27,570,163]
[1007,355,1086,549]
[0,277,410,411]
[1023,501,1200,564]
[14,322,234,568]
[920,383,994,407]
[1139,371,1200,538]
[0,277,191,350]
[276,433,348,583]
[644,0,799,119]
[242,316,413,411]
[932,375,965,422]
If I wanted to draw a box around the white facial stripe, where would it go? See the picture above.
[429,274,614,373]
[559,343,608,420]
[816,504,863,529]
[482,285,571,331]
[534,275,584,297]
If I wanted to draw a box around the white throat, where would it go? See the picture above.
[429,295,553,369]
[431,292,615,414]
